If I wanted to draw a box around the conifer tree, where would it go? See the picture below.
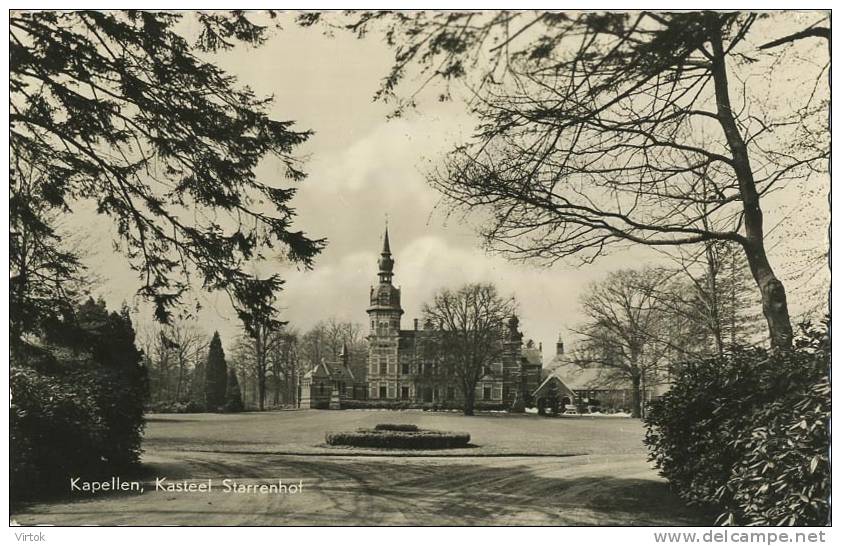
[11,11,325,331]
[224,368,245,413]
[204,332,227,411]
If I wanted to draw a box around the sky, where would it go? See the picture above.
[70,11,830,358]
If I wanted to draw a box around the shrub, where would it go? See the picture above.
[374,423,419,432]
[644,321,830,526]
[339,399,505,412]
[11,362,108,499]
[722,361,830,525]
[326,428,470,449]
[146,400,202,414]
[11,299,148,501]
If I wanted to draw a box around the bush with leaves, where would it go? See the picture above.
[326,428,470,449]
[644,321,829,525]
[11,298,148,501]
[11,359,107,500]
[374,423,419,432]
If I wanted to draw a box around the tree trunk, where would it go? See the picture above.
[175,357,185,401]
[258,368,266,411]
[742,242,794,349]
[464,392,476,415]
[705,242,725,355]
[463,387,475,416]
[630,369,642,419]
[707,18,793,350]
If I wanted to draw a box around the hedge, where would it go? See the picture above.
[644,321,830,526]
[326,428,471,449]
[340,400,509,412]
[146,400,205,414]
[374,423,419,432]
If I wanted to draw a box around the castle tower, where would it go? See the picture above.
[366,225,403,400]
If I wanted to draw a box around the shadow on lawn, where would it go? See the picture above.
[275,455,717,526]
[12,452,716,525]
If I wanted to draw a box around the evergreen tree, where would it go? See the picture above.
[224,368,245,413]
[41,298,148,466]
[11,11,325,328]
[204,332,227,411]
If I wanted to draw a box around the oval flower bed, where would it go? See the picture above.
[326,424,470,449]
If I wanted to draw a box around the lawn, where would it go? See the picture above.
[11,410,714,526]
[143,409,650,456]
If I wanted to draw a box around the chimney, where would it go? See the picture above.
[414,318,419,330]
[556,332,565,356]
[539,342,543,352]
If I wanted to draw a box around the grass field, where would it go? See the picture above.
[11,410,714,526]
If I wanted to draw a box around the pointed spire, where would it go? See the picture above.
[377,220,395,283]
[382,223,391,255]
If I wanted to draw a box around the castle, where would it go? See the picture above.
[300,227,543,409]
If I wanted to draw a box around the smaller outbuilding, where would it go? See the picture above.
[531,374,576,415]
[300,342,364,409]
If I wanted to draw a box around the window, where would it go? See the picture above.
[401,362,410,375]
[380,362,387,375]
[401,386,410,400]
[483,386,492,401]
[379,385,387,399]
